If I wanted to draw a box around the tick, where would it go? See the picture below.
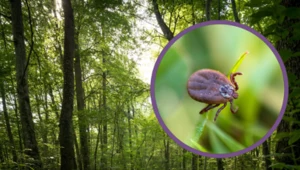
[187,69,242,121]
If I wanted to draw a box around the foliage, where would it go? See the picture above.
[0,0,299,169]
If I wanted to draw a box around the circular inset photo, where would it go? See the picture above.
[151,21,288,158]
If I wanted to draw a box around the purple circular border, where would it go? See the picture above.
[150,20,288,158]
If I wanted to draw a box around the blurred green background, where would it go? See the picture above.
[154,24,284,154]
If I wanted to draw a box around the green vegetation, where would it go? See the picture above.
[0,0,299,169]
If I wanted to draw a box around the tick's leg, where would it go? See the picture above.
[229,99,238,113]
[214,103,227,121]
[200,104,220,114]
[230,72,242,90]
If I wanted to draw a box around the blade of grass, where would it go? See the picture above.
[206,121,246,152]
[227,51,249,78]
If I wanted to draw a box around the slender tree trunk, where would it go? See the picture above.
[231,0,240,23]
[43,85,49,153]
[191,0,196,25]
[75,30,90,170]
[0,145,3,162]
[218,0,221,20]
[182,149,186,170]
[127,110,134,170]
[216,158,224,170]
[0,82,18,162]
[152,0,174,41]
[198,155,202,169]
[100,56,108,170]
[74,130,83,170]
[11,82,23,158]
[49,85,59,119]
[192,154,198,170]
[59,0,77,169]
[203,157,207,170]
[164,137,170,170]
[262,141,271,170]
[206,0,212,21]
[9,0,42,168]
[94,124,101,170]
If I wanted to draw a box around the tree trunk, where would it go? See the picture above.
[0,82,18,162]
[164,138,170,170]
[9,0,42,168]
[182,149,186,170]
[192,154,198,170]
[127,107,134,170]
[74,130,83,170]
[152,0,174,41]
[262,141,271,170]
[218,0,221,20]
[100,56,108,170]
[231,0,240,23]
[216,158,224,170]
[203,157,207,170]
[75,30,90,170]
[206,0,212,21]
[94,124,101,170]
[59,0,77,169]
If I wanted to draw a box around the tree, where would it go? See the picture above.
[152,0,174,41]
[9,0,42,168]
[206,0,212,21]
[231,0,240,23]
[74,8,90,170]
[59,0,77,169]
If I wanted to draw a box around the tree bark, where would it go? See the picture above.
[0,82,18,162]
[127,107,134,170]
[100,56,108,170]
[206,0,212,21]
[75,30,90,170]
[203,157,207,170]
[182,149,186,170]
[164,137,170,170]
[262,141,271,170]
[152,0,174,41]
[9,0,42,168]
[216,158,224,170]
[192,154,198,170]
[231,0,240,23]
[59,0,77,169]
[74,130,83,170]
[218,0,221,20]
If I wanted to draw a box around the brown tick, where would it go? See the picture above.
[187,69,242,121]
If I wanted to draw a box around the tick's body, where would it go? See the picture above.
[187,69,242,121]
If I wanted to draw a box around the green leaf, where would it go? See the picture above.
[290,88,300,99]
[250,6,273,19]
[193,119,207,141]
[269,163,287,169]
[274,132,290,140]
[291,29,300,41]
[279,49,293,62]
[189,139,208,152]
[292,52,300,57]
[288,73,297,85]
[289,133,300,145]
[228,51,249,78]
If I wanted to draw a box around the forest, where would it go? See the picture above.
[0,0,300,169]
